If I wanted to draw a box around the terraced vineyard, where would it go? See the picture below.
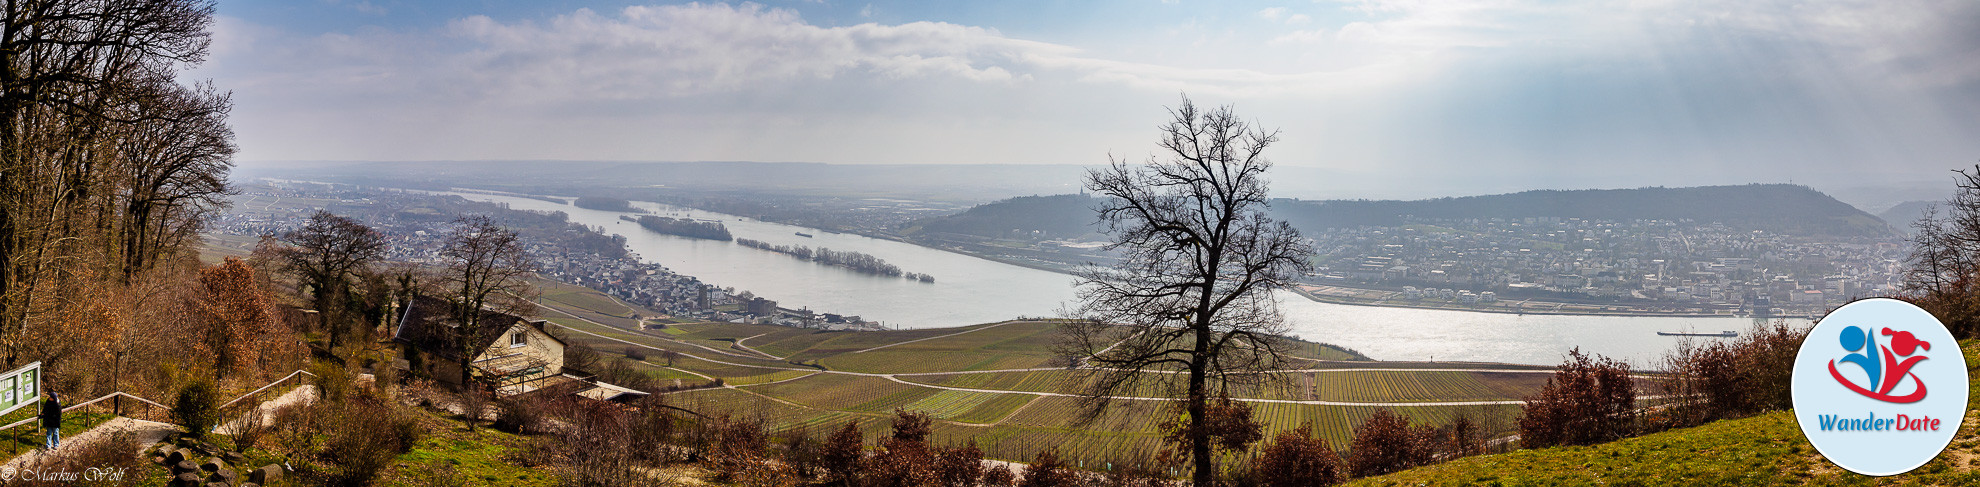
[531,284,1573,467]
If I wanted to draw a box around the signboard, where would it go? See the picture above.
[0,362,39,417]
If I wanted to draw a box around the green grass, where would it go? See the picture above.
[1353,339,1980,485]
[0,410,114,455]
[380,407,558,487]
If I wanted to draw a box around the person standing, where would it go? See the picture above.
[41,391,61,451]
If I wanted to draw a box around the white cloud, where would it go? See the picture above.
[323,0,387,16]
[195,0,1980,188]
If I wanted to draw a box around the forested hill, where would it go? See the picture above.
[1272,184,1893,236]
[913,185,1893,239]
[900,194,1103,239]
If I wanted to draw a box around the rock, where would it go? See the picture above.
[208,467,238,485]
[222,451,246,464]
[205,482,230,487]
[167,448,189,465]
[201,458,225,472]
[249,464,282,484]
[174,460,199,473]
[174,436,198,448]
[239,483,259,487]
[172,471,201,485]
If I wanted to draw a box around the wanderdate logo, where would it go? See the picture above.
[1829,325,1931,403]
[1793,298,1969,476]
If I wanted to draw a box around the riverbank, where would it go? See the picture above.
[605,193,1814,321]
[1286,285,1758,318]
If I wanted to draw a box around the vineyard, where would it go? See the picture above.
[530,287,1561,467]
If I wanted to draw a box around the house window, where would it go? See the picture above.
[511,332,527,348]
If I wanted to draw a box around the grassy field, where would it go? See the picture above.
[1353,340,1980,485]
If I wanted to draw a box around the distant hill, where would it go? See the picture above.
[916,185,1895,238]
[901,194,1103,239]
[1273,184,1894,237]
[247,160,1091,202]
[1878,200,1935,234]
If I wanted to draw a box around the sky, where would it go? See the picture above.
[193,1,1980,200]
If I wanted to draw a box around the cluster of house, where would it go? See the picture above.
[1400,286,1498,304]
[1309,217,1905,312]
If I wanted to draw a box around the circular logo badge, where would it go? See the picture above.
[1793,298,1969,476]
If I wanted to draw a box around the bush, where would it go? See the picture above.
[867,409,940,487]
[1159,398,1264,458]
[1518,348,1636,448]
[891,408,933,443]
[1250,424,1344,486]
[269,402,323,465]
[16,430,144,487]
[171,378,221,439]
[1019,450,1080,487]
[312,361,354,404]
[554,402,645,487]
[1663,320,1807,426]
[781,424,822,480]
[624,346,648,361]
[821,421,864,486]
[932,442,986,487]
[495,393,548,434]
[698,414,805,487]
[319,394,423,486]
[983,464,1018,487]
[1347,409,1436,478]
[632,395,682,464]
[456,385,493,431]
[1442,413,1485,459]
[222,399,271,451]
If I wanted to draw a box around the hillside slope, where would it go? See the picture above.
[900,194,1102,240]
[1879,200,1935,234]
[909,184,1893,239]
[1352,340,1980,486]
[1277,184,1892,237]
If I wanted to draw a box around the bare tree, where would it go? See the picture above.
[277,211,387,348]
[1058,95,1313,486]
[0,0,227,367]
[440,215,536,387]
[1904,164,1980,338]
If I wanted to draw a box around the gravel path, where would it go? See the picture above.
[1,417,179,471]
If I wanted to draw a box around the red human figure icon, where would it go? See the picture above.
[1877,328,1930,401]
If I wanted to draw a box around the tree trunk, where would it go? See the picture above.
[1190,322,1212,486]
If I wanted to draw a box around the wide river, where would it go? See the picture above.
[453,192,1779,367]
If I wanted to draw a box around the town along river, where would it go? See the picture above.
[451,192,1783,367]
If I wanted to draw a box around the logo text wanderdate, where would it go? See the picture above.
[1817,412,1943,432]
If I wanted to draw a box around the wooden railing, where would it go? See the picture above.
[219,369,317,412]
[0,392,168,455]
[0,370,317,457]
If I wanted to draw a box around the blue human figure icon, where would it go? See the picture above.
[1837,325,1881,391]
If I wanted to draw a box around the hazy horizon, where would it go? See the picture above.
[238,158,1958,210]
[207,1,1980,202]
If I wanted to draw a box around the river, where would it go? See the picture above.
[450,191,1780,367]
